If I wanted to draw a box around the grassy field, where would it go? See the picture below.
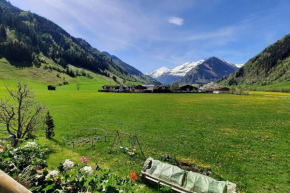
[0,66,289,192]
[248,81,290,92]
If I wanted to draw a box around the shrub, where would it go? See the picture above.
[45,111,55,139]
[0,141,139,192]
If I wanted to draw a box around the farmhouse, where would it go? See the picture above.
[133,85,147,93]
[213,87,230,94]
[101,85,129,92]
[175,85,198,93]
[153,85,171,93]
[142,85,155,92]
[47,85,56,90]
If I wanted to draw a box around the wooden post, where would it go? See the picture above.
[0,170,31,193]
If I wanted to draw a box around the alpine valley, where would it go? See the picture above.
[147,57,240,85]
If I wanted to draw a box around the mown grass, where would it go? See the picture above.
[0,65,289,192]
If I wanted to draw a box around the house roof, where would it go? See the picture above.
[214,87,230,91]
[179,85,198,90]
[134,85,147,89]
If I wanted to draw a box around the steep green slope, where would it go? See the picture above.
[102,51,160,84]
[0,0,155,84]
[220,33,290,86]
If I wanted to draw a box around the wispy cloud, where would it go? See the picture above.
[10,0,290,72]
[168,17,184,26]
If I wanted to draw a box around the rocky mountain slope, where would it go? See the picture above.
[148,58,238,85]
[148,60,205,85]
[179,57,238,85]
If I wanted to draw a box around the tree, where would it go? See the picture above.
[171,82,179,91]
[0,25,7,40]
[45,111,55,139]
[0,82,44,146]
[112,75,117,82]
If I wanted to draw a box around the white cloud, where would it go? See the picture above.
[168,16,184,26]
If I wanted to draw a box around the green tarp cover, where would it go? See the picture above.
[145,160,230,193]
[184,171,228,193]
[146,160,185,186]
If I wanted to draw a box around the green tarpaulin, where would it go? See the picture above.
[144,160,233,193]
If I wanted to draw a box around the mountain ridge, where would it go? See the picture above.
[180,57,238,85]
[219,33,290,86]
[148,57,238,85]
[0,0,157,85]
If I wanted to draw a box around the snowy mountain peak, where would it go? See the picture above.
[169,60,205,76]
[147,66,170,78]
[235,64,244,68]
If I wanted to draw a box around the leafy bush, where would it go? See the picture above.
[0,141,50,185]
[0,141,139,192]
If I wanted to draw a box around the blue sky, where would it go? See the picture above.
[10,0,290,73]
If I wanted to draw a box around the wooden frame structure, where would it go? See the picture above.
[109,131,146,159]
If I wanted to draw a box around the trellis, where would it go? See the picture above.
[62,128,107,149]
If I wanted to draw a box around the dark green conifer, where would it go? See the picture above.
[45,111,55,139]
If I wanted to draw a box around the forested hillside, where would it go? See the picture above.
[220,33,290,86]
[0,0,157,84]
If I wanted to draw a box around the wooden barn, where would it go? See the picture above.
[47,85,56,90]
[175,85,198,93]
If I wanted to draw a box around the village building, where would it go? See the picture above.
[175,85,198,93]
[101,85,129,92]
[118,85,127,92]
[213,87,230,94]
[102,85,119,91]
[133,85,147,93]
[153,85,171,93]
[47,85,56,90]
[142,85,155,92]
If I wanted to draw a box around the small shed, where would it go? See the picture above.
[213,87,230,94]
[47,85,56,90]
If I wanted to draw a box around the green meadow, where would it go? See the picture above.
[0,70,289,192]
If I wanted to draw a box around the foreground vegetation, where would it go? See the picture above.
[0,78,289,193]
[0,141,139,192]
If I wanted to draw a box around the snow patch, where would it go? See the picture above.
[168,60,205,76]
[147,67,170,78]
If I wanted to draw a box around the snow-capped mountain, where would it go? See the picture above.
[235,64,244,68]
[168,60,205,76]
[179,57,238,85]
[147,60,205,85]
[148,57,238,85]
[146,67,170,78]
